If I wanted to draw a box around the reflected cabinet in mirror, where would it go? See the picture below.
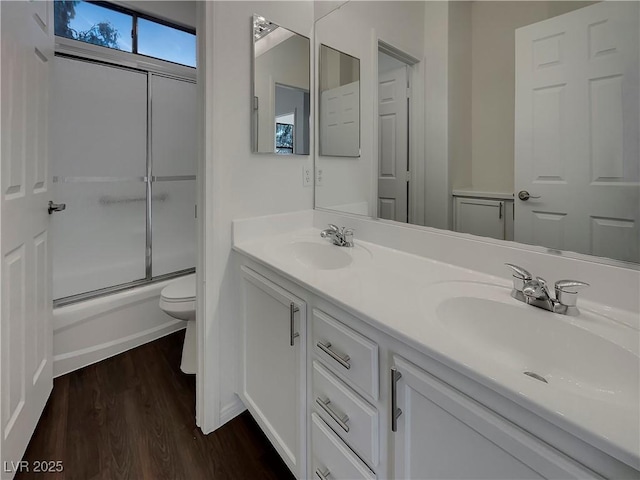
[319,44,361,157]
[252,15,310,155]
[314,1,639,265]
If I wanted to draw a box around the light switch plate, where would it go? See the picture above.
[303,165,312,187]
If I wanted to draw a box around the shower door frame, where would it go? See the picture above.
[52,52,196,307]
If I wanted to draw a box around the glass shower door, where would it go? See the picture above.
[149,74,197,277]
[51,56,148,299]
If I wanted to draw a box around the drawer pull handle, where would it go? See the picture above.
[316,396,350,433]
[391,367,403,432]
[315,468,331,480]
[290,302,300,346]
[317,341,351,370]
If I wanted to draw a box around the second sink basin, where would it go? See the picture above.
[422,281,639,407]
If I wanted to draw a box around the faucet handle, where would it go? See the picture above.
[327,224,340,232]
[554,280,589,308]
[555,280,590,292]
[505,263,533,297]
[504,263,532,280]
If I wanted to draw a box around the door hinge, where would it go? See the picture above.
[405,171,411,182]
[406,86,411,99]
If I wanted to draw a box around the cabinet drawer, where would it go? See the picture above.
[313,361,379,467]
[312,413,376,480]
[313,309,379,400]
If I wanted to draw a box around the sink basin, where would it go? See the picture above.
[286,241,353,270]
[423,282,639,406]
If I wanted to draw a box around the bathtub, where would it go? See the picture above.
[53,278,187,377]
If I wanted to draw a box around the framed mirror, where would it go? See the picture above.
[319,44,361,157]
[314,1,639,267]
[252,15,310,155]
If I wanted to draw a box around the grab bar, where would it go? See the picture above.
[99,193,169,205]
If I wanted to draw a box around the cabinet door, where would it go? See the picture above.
[391,355,598,480]
[454,197,506,240]
[241,266,306,477]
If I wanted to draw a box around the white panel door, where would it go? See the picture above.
[320,81,360,157]
[378,66,408,222]
[515,2,639,263]
[1,1,54,476]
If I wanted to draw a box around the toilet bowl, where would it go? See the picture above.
[159,274,196,374]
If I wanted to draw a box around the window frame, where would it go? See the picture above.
[56,1,196,68]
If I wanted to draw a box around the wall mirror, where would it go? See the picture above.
[319,44,361,157]
[252,15,310,155]
[314,1,639,266]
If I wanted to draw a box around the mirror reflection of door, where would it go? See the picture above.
[319,44,360,157]
[514,1,639,263]
[378,51,410,222]
[275,84,309,155]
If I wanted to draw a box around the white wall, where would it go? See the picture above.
[199,0,314,432]
[423,1,451,229]
[314,1,426,217]
[448,1,472,191]
[113,1,196,29]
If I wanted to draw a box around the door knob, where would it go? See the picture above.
[48,201,66,214]
[518,190,541,201]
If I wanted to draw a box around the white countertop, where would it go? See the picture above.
[233,227,640,470]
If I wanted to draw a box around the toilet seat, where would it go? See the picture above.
[159,274,196,322]
[161,275,196,303]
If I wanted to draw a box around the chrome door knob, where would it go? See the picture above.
[518,190,541,201]
[48,201,66,214]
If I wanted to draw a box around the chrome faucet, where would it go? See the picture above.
[320,224,354,247]
[505,264,589,316]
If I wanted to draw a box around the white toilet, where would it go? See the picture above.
[159,274,196,374]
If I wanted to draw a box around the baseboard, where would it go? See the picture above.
[219,396,247,427]
[54,319,185,377]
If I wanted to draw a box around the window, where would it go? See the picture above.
[276,119,294,157]
[138,18,196,68]
[54,1,196,68]
[54,1,132,52]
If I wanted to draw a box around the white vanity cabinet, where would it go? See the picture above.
[312,412,376,480]
[311,308,381,476]
[390,355,599,480]
[239,266,307,478]
[235,257,638,480]
[452,191,514,241]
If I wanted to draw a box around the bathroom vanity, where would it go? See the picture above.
[232,214,640,480]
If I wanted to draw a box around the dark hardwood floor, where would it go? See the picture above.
[17,331,294,480]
